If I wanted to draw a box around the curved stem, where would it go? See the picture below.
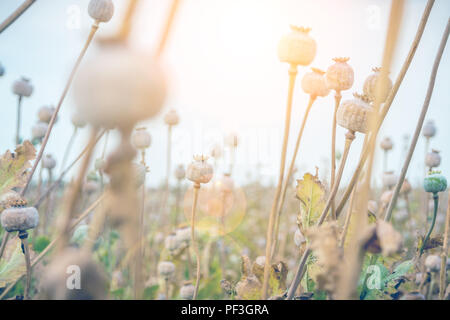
[60,127,78,174]
[420,194,439,257]
[334,0,435,218]
[191,183,201,300]
[330,92,341,220]
[262,64,297,300]
[384,18,449,222]
[0,0,36,34]
[155,0,181,59]
[270,95,316,259]
[439,191,450,299]
[20,22,100,197]
[15,96,22,145]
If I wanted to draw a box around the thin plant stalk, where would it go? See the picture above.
[0,195,104,300]
[34,129,106,209]
[155,0,181,59]
[334,0,436,218]
[262,64,297,300]
[339,188,356,248]
[0,0,37,34]
[286,247,311,300]
[191,183,201,300]
[330,92,342,219]
[439,190,450,299]
[419,193,439,257]
[20,22,100,197]
[384,18,449,223]
[270,95,316,259]
[60,126,78,173]
[19,231,31,300]
[15,96,22,145]
[0,233,10,262]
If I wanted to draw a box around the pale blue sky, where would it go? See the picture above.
[0,0,449,188]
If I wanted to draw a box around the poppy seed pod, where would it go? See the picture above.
[38,105,56,124]
[0,191,21,212]
[174,164,185,181]
[131,127,151,150]
[336,93,373,134]
[31,121,48,140]
[382,171,398,189]
[425,255,441,273]
[301,67,330,97]
[12,77,33,97]
[157,261,176,279]
[422,120,436,139]
[176,226,191,244]
[380,137,393,151]
[88,0,114,23]
[164,109,179,126]
[1,200,39,232]
[165,232,181,252]
[325,57,354,92]
[42,154,56,170]
[40,248,107,299]
[180,281,195,300]
[423,172,447,194]
[187,155,213,184]
[367,200,378,215]
[277,26,316,66]
[71,113,87,128]
[425,149,441,169]
[74,48,167,130]
[294,228,306,247]
[363,67,393,103]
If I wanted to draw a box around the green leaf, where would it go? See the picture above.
[296,172,325,229]
[0,141,36,194]
[383,260,413,286]
[0,237,27,287]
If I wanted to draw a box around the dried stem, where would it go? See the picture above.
[155,0,181,59]
[19,232,31,300]
[20,22,100,196]
[0,233,10,261]
[0,195,104,300]
[384,18,449,222]
[60,127,78,173]
[262,64,297,300]
[339,188,356,248]
[330,92,342,220]
[439,190,450,299]
[15,96,22,145]
[191,183,201,300]
[0,0,37,34]
[271,95,316,259]
[335,0,436,218]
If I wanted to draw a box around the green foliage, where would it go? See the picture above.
[33,235,50,253]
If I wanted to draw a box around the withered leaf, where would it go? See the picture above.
[296,172,325,229]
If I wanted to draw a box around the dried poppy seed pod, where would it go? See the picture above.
[157,261,176,280]
[422,120,436,139]
[423,172,447,194]
[367,200,378,215]
[176,226,191,244]
[301,67,330,97]
[40,248,107,299]
[382,171,398,189]
[425,255,441,273]
[186,155,213,185]
[0,191,21,212]
[88,0,114,23]
[180,281,195,300]
[165,232,181,252]
[336,93,373,134]
[215,174,234,193]
[31,121,48,140]
[74,48,167,130]
[164,109,179,126]
[277,26,316,66]
[42,154,56,170]
[325,57,354,92]
[294,228,305,247]
[1,199,39,232]
[174,164,185,181]
[0,62,4,77]
[363,67,393,103]
[380,137,393,151]
[38,105,56,124]
[71,112,87,128]
[425,149,441,169]
[131,127,151,150]
[12,77,33,97]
